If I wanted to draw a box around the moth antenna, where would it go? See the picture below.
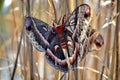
[53,22,57,27]
[58,15,66,25]
[58,15,62,24]
[62,15,66,25]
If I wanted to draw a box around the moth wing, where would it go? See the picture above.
[65,4,91,34]
[25,17,53,51]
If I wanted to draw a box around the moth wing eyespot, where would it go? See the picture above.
[84,14,89,18]
[94,34,104,48]
[25,17,52,51]
[54,45,60,52]
[25,19,32,31]
[26,25,32,31]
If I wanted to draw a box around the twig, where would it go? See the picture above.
[26,39,34,80]
[51,0,57,23]
[65,0,70,14]
[74,66,110,80]
[11,26,24,80]
[60,66,110,80]
[99,65,105,80]
[115,0,119,80]
[26,0,34,80]
[26,0,31,16]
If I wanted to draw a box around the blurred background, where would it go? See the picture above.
[0,0,119,80]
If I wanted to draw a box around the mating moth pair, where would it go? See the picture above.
[25,4,104,72]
